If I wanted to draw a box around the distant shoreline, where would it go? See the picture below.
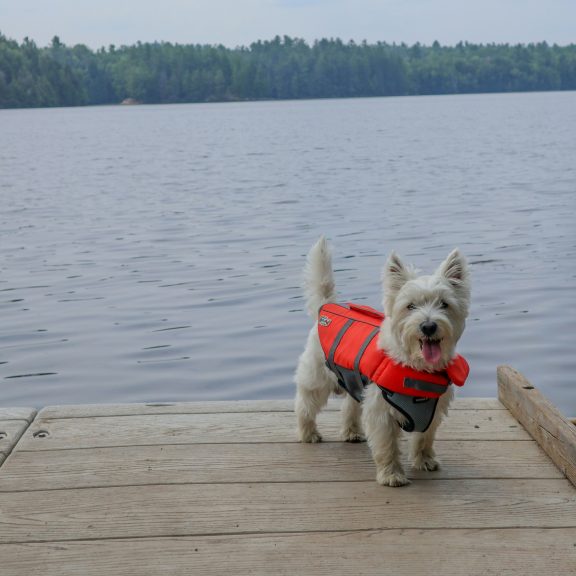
[2,88,576,113]
[2,34,575,110]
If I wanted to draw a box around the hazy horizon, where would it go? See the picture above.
[1,0,574,51]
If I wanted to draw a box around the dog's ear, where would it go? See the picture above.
[436,249,471,297]
[383,251,412,297]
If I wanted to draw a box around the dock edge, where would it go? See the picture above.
[498,365,576,487]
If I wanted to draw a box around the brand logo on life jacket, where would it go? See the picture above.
[319,315,332,327]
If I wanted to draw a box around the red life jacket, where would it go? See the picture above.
[318,302,469,432]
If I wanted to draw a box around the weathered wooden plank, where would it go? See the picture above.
[498,365,576,487]
[19,409,529,451]
[0,479,574,543]
[0,408,37,466]
[0,440,562,492]
[0,528,574,576]
[0,419,36,463]
[35,398,504,419]
[37,400,307,419]
[0,408,37,422]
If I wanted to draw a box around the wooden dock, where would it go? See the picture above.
[0,366,575,575]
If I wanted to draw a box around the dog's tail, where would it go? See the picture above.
[304,236,336,316]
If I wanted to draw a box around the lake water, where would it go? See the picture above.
[1,92,575,415]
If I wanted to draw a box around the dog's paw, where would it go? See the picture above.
[341,428,365,443]
[413,454,440,472]
[300,430,323,443]
[376,469,410,487]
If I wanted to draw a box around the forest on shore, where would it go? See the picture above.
[1,33,576,108]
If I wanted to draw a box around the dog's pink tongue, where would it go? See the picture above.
[422,340,442,365]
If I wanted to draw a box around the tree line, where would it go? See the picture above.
[1,33,575,108]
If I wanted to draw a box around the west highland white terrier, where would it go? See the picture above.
[294,237,471,487]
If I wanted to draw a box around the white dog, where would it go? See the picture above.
[294,237,471,487]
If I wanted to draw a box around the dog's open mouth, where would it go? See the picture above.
[420,338,443,365]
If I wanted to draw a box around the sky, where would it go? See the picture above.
[1,0,574,49]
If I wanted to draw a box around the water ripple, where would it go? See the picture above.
[0,92,575,414]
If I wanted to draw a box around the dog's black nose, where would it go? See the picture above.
[420,321,438,337]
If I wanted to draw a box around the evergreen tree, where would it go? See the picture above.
[1,32,575,109]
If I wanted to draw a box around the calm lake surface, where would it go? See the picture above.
[1,92,575,414]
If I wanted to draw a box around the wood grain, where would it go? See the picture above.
[0,439,562,492]
[0,478,574,544]
[498,365,576,486]
[0,408,37,466]
[1,528,574,576]
[0,408,37,422]
[20,409,529,451]
[0,418,37,464]
[35,398,504,419]
[0,397,574,576]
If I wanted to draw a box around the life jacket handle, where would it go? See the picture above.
[347,303,385,320]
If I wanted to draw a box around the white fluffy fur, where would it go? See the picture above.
[294,238,471,487]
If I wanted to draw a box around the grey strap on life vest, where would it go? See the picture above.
[324,319,446,432]
[326,319,353,373]
[403,378,449,395]
[326,323,379,403]
[380,388,440,433]
[326,319,359,399]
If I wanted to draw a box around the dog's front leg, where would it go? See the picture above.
[411,389,453,471]
[362,386,409,487]
[411,425,441,471]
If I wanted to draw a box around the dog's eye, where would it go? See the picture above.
[440,300,449,309]
[407,304,416,310]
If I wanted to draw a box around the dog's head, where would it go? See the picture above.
[379,249,470,372]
